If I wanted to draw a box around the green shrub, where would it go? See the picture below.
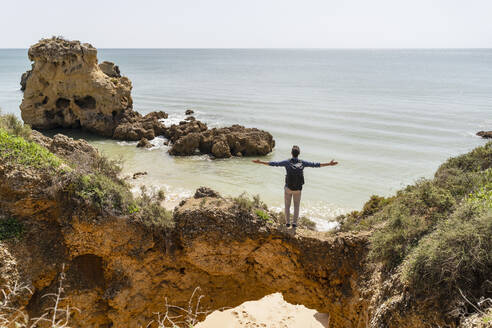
[0,217,23,240]
[92,154,123,180]
[368,180,456,269]
[0,110,32,139]
[337,195,393,232]
[232,193,267,212]
[0,128,62,169]
[402,204,492,300]
[467,168,492,209]
[131,186,173,229]
[436,142,492,174]
[255,209,271,222]
[69,173,132,212]
[297,216,317,230]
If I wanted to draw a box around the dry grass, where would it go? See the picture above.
[0,265,77,328]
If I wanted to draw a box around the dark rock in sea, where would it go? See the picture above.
[185,109,194,115]
[194,186,220,198]
[99,61,121,78]
[184,116,196,122]
[132,171,148,179]
[137,137,152,148]
[144,111,168,120]
[477,131,492,139]
[168,121,275,158]
[113,110,167,141]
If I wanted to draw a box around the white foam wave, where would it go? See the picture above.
[116,140,138,146]
[159,113,189,126]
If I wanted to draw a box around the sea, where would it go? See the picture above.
[1,49,491,230]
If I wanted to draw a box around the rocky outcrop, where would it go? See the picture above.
[19,37,165,141]
[112,111,167,141]
[136,137,152,148]
[98,61,121,78]
[477,130,492,139]
[20,68,32,91]
[168,121,275,158]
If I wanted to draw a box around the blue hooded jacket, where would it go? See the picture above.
[268,158,320,190]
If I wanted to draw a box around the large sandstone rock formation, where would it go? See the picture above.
[19,37,165,140]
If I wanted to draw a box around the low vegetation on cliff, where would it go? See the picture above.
[337,141,492,320]
[0,110,61,170]
[0,112,173,231]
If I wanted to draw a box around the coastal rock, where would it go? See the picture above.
[168,122,275,158]
[20,37,132,135]
[98,61,121,78]
[132,171,148,179]
[185,109,194,115]
[165,120,208,143]
[211,139,231,158]
[168,132,201,155]
[137,137,152,148]
[477,130,492,139]
[20,68,32,91]
[19,37,166,141]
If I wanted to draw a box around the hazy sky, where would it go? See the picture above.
[2,0,492,48]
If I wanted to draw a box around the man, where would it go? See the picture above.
[252,145,338,228]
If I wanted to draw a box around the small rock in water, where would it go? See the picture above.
[477,131,492,139]
[184,116,196,122]
[185,109,194,115]
[132,171,148,179]
[137,137,152,148]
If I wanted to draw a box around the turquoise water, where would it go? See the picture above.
[1,49,491,229]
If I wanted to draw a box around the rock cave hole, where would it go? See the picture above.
[44,110,55,120]
[74,95,96,109]
[56,97,70,110]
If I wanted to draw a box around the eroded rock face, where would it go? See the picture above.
[20,68,32,91]
[168,121,275,158]
[98,61,121,78]
[20,38,132,136]
[19,37,165,141]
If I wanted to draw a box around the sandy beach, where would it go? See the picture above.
[196,293,330,328]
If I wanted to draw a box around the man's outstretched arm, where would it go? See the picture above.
[252,159,270,166]
[320,160,338,167]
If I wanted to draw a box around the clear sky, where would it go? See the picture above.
[2,0,492,48]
